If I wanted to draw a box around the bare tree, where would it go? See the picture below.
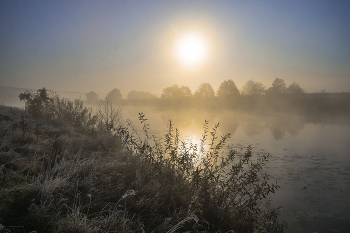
[96,100,122,132]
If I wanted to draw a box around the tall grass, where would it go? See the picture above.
[0,89,287,232]
[117,114,286,232]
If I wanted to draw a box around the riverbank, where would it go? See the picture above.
[0,89,286,233]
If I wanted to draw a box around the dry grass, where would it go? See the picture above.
[0,90,287,233]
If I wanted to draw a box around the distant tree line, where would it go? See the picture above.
[85,89,156,105]
[84,78,350,114]
[157,78,305,100]
[85,78,306,104]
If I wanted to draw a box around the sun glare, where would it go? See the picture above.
[176,33,208,66]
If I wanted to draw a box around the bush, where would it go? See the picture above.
[19,88,55,118]
[116,114,287,232]
[19,88,97,127]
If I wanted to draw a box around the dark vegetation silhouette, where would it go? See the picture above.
[191,83,216,108]
[217,79,240,99]
[160,84,193,108]
[127,90,157,100]
[194,82,215,99]
[216,79,240,108]
[161,84,193,99]
[105,88,122,104]
[0,88,287,232]
[266,78,287,96]
[86,91,99,104]
[118,78,350,116]
[127,90,157,106]
[241,80,266,96]
[286,82,305,95]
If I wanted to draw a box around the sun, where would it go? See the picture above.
[175,32,208,66]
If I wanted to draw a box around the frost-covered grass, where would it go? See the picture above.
[0,90,286,233]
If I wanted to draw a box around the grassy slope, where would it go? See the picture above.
[0,104,286,233]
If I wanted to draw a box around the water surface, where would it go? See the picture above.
[121,106,350,233]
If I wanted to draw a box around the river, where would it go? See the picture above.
[120,105,350,233]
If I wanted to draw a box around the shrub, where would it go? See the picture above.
[95,100,122,132]
[19,88,97,128]
[50,97,96,127]
[116,114,287,232]
[19,87,55,118]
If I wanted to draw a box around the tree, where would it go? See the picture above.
[286,82,305,94]
[19,87,55,118]
[86,91,99,104]
[217,79,240,99]
[241,80,266,96]
[266,78,287,95]
[105,88,122,103]
[127,90,157,100]
[180,86,192,98]
[194,83,215,98]
[161,84,192,99]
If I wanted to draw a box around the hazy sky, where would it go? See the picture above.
[1,0,350,97]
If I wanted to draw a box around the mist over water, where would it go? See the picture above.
[120,106,350,232]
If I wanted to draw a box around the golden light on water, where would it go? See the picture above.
[186,134,205,166]
[175,32,208,67]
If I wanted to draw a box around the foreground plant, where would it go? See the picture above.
[117,113,287,232]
